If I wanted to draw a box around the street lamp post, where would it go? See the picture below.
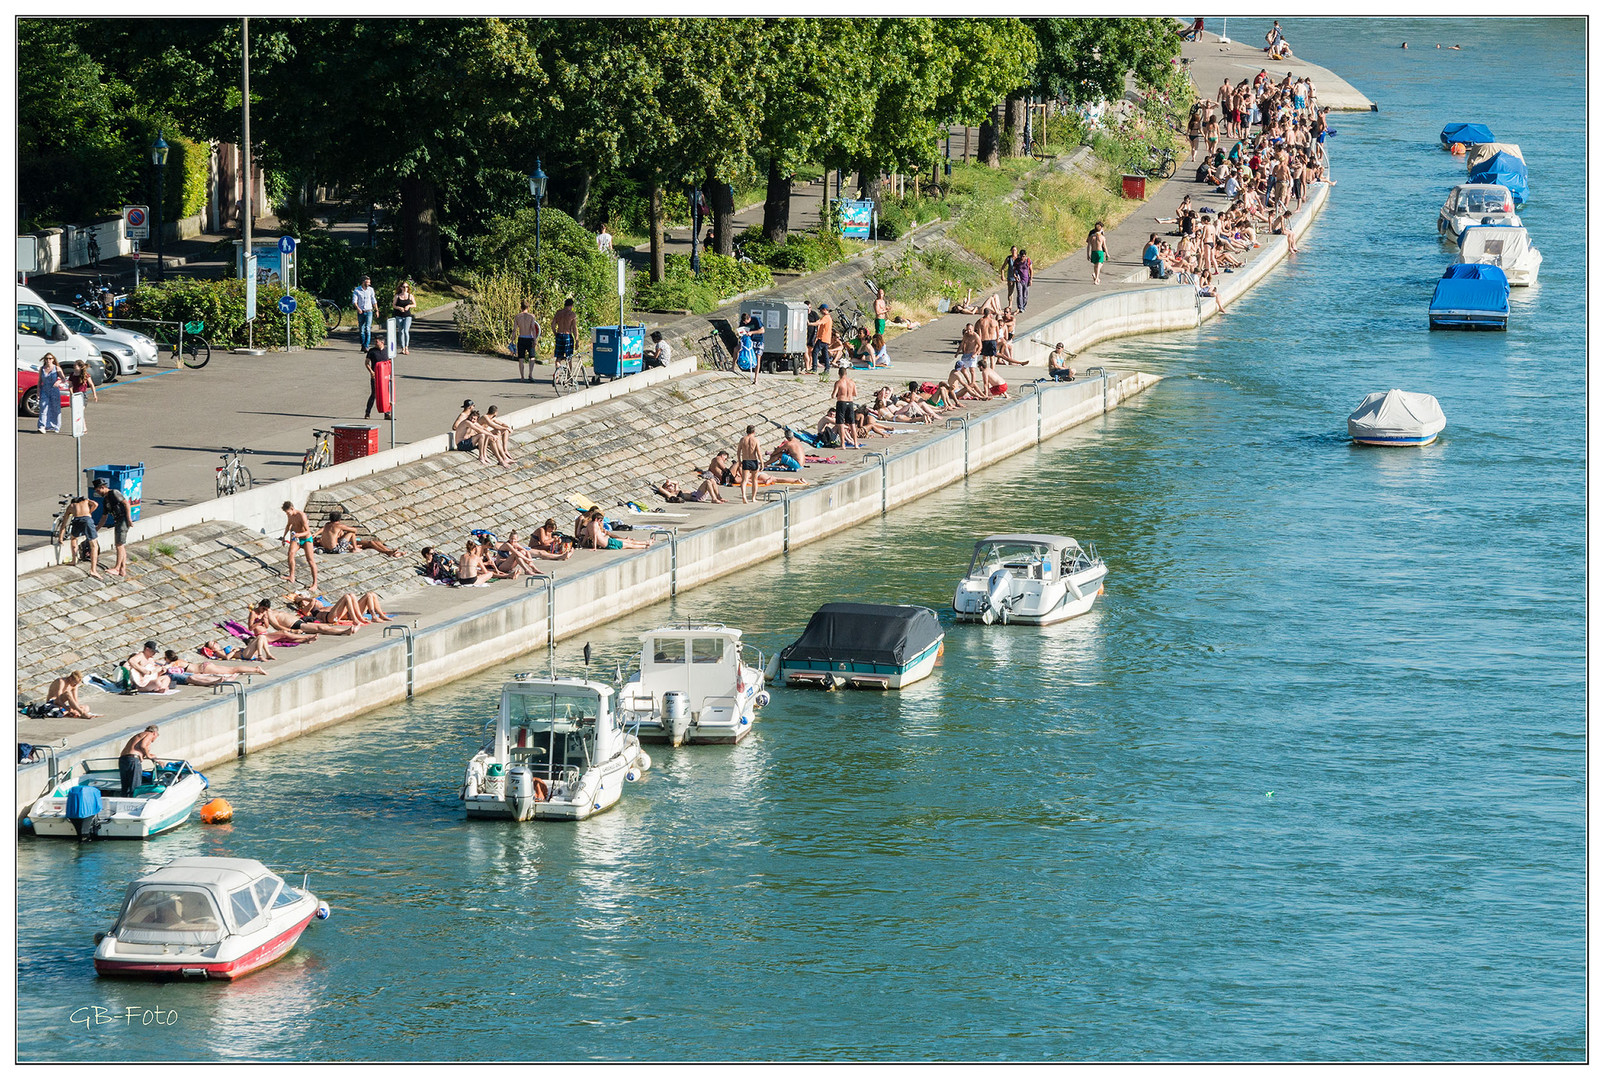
[152,133,169,282]
[528,159,548,276]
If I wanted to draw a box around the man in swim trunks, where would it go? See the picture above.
[976,308,999,360]
[736,424,762,503]
[452,400,479,453]
[551,297,578,364]
[832,363,858,448]
[316,511,402,557]
[62,493,103,578]
[281,501,319,591]
[873,288,889,336]
[764,432,806,472]
[513,301,541,381]
[1086,222,1107,285]
[119,725,160,796]
[954,323,981,372]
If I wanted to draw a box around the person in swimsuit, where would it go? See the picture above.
[61,493,102,578]
[290,591,392,624]
[1086,222,1107,285]
[655,477,724,504]
[551,297,578,363]
[46,672,99,719]
[175,650,268,678]
[582,509,652,550]
[315,511,402,557]
[736,424,762,504]
[281,501,319,591]
[457,541,494,585]
[251,599,329,640]
[531,519,575,558]
[126,642,172,693]
[159,652,239,688]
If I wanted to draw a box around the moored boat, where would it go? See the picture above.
[94,857,329,980]
[1428,263,1509,330]
[1467,150,1528,206]
[953,534,1108,625]
[618,624,769,746]
[1347,390,1447,446]
[28,758,209,840]
[1453,224,1542,286]
[1440,122,1494,150]
[462,676,651,821]
[1437,183,1521,240]
[777,603,944,690]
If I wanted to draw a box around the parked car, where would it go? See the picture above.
[16,284,109,385]
[50,304,157,377]
[17,367,71,419]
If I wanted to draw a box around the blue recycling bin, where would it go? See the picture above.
[84,462,145,522]
[591,324,645,380]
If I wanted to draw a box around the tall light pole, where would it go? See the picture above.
[528,159,547,276]
[151,133,169,282]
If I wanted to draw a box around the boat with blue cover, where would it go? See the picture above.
[1429,263,1509,330]
[1441,122,1495,148]
[776,603,945,690]
[1467,150,1528,206]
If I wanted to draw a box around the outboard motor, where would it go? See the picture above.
[505,764,540,820]
[663,692,691,747]
[65,783,103,843]
[985,567,1015,625]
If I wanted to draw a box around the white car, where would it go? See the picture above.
[16,284,109,384]
[51,304,158,378]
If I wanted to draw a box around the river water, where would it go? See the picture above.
[16,18,1584,1062]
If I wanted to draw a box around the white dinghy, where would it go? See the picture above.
[1347,390,1447,446]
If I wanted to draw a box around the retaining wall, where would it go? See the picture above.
[16,370,1158,819]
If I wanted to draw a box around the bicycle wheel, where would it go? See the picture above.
[1156,156,1176,180]
[217,470,230,498]
[319,300,342,331]
[236,466,253,492]
[552,362,576,394]
[182,337,211,369]
[301,449,318,475]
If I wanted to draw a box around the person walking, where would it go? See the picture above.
[35,353,63,433]
[1015,250,1033,312]
[1086,223,1108,285]
[364,334,391,420]
[513,301,541,382]
[352,275,378,349]
[68,360,98,432]
[391,280,416,355]
[873,287,889,337]
[1001,246,1019,307]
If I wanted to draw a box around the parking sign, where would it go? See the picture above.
[124,205,150,240]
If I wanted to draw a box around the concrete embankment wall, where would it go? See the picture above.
[16,371,1157,818]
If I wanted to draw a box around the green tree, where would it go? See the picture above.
[1025,17,1180,106]
[17,21,126,223]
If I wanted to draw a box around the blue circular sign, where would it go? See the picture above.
[277,295,298,315]
[278,235,297,254]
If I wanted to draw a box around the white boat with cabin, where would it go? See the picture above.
[953,534,1108,625]
[94,857,329,980]
[1437,183,1521,240]
[462,676,651,821]
[618,624,769,746]
[1453,224,1542,286]
[28,758,209,840]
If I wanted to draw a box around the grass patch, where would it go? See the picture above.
[148,541,177,558]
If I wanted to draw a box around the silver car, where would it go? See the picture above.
[50,304,158,379]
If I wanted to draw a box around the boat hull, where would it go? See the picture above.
[780,638,943,690]
[954,564,1108,625]
[1352,434,1439,446]
[463,747,647,822]
[29,774,208,840]
[95,911,316,981]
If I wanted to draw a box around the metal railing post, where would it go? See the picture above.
[650,529,679,595]
[861,451,887,513]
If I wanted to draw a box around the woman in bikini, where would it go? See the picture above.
[181,649,269,678]
[251,600,330,642]
[531,519,574,557]
[290,591,392,625]
[582,510,651,550]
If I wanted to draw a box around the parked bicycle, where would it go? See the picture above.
[215,447,255,497]
[302,429,335,473]
[50,494,77,563]
[1140,145,1178,179]
[552,353,593,395]
[700,330,736,373]
[317,297,346,331]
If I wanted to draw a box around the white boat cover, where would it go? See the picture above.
[1347,390,1447,441]
[1466,142,1524,173]
[1457,225,1535,267]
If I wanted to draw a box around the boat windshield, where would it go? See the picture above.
[1457,190,1511,214]
[506,689,599,777]
[966,542,1048,577]
[116,886,227,945]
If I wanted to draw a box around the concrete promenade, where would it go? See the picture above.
[15,31,1363,817]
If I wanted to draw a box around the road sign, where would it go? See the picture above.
[278,295,298,315]
[70,392,86,438]
[17,236,38,273]
[278,235,297,254]
[244,254,258,322]
[124,205,150,240]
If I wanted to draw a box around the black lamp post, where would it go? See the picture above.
[528,159,548,275]
[151,132,169,281]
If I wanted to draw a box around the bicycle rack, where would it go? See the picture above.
[383,624,416,699]
[214,680,248,759]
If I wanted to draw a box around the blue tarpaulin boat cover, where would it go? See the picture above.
[1441,122,1495,147]
[1467,150,1529,204]
[65,784,103,819]
[1431,263,1510,315]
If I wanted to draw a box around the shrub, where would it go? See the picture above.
[454,268,526,357]
[633,251,772,312]
[125,278,329,350]
[296,231,373,300]
[738,226,849,273]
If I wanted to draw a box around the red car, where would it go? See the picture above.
[17,368,71,419]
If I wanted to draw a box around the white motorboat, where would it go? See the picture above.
[1437,183,1521,240]
[1453,224,1542,286]
[953,534,1108,625]
[618,624,769,746]
[94,857,329,980]
[462,676,651,821]
[1347,389,1447,446]
[28,758,209,840]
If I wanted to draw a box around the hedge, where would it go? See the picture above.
[126,278,329,351]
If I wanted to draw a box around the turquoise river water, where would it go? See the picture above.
[16,18,1584,1061]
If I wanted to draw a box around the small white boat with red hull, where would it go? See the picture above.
[94,857,329,980]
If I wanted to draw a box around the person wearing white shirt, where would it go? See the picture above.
[596,227,614,254]
[352,275,378,349]
[643,331,672,370]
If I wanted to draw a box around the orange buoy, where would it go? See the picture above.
[1449,141,1466,155]
[200,798,234,824]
